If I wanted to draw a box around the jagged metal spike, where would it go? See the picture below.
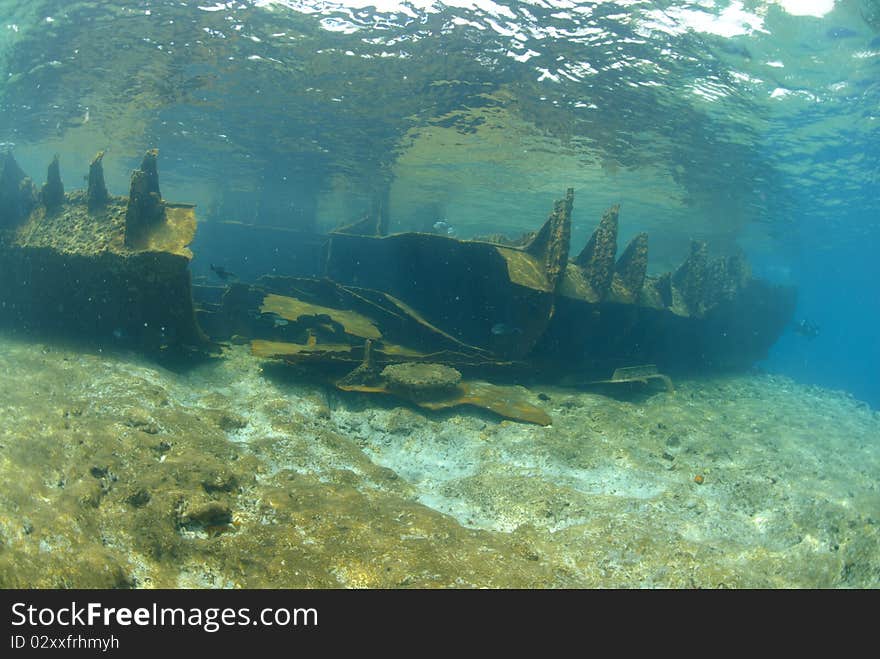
[672,240,709,315]
[574,204,619,298]
[125,149,166,248]
[41,155,64,210]
[87,151,109,209]
[139,148,161,199]
[655,271,673,309]
[614,231,648,297]
[0,151,37,228]
[524,187,573,291]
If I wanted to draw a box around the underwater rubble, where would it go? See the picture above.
[0,149,795,424]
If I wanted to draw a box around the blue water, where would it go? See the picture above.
[1,0,878,407]
[766,233,880,408]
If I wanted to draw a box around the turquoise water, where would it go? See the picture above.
[3,3,877,407]
[1,1,879,589]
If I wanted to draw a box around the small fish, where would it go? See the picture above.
[259,312,289,328]
[717,41,752,60]
[491,322,523,336]
[433,220,456,236]
[826,27,858,40]
[793,319,819,339]
[210,264,236,281]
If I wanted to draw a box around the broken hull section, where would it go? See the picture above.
[0,151,204,353]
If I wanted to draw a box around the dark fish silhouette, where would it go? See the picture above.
[210,264,237,281]
[491,322,523,336]
[717,41,752,59]
[826,27,858,40]
[259,312,289,328]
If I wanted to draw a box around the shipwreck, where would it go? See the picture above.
[0,150,796,424]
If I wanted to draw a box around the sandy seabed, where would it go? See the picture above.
[0,333,877,588]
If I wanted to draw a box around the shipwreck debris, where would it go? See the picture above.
[336,357,551,426]
[0,147,795,424]
[87,151,109,210]
[125,149,166,249]
[322,189,580,360]
[523,187,573,292]
[315,189,795,376]
[573,203,618,300]
[414,380,553,427]
[41,155,64,211]
[589,364,675,393]
[191,186,799,424]
[245,280,499,370]
[381,362,463,399]
[611,232,648,304]
[0,149,204,352]
[0,151,37,229]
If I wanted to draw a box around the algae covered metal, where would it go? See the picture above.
[227,187,795,378]
[0,149,795,424]
[198,187,794,423]
[0,150,203,352]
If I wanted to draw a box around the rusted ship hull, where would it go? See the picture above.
[1,149,795,381]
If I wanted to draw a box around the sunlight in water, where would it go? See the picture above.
[773,0,837,17]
